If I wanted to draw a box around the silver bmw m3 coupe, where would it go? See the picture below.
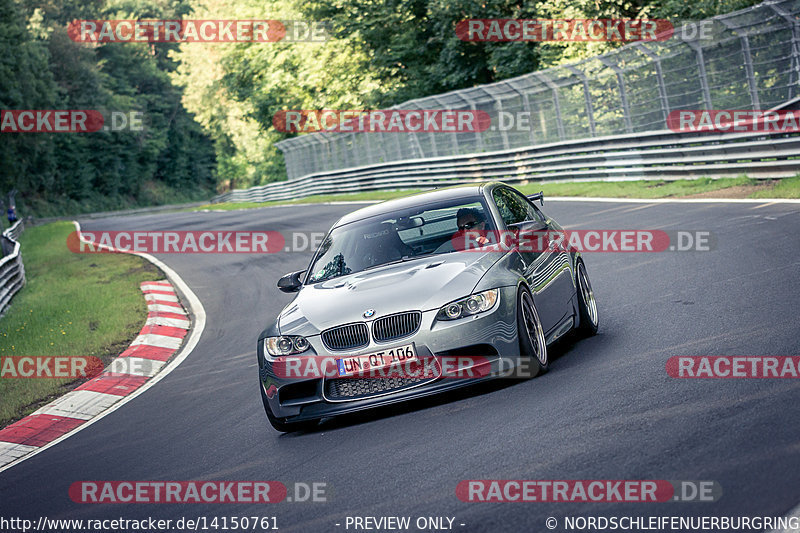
[258,182,598,431]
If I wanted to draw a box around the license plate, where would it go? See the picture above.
[336,344,417,377]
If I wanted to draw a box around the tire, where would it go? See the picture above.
[260,379,317,433]
[517,287,549,378]
[575,259,599,336]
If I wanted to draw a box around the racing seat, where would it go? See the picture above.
[363,222,414,266]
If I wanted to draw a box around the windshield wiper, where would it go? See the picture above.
[402,252,438,261]
[362,258,406,271]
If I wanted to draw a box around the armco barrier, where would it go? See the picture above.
[274,0,800,179]
[0,220,26,316]
[215,0,800,204]
[214,127,800,203]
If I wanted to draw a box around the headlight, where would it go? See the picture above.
[436,289,499,321]
[264,335,311,360]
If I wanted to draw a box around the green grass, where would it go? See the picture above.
[520,176,760,198]
[0,222,161,426]
[749,175,800,198]
[194,175,800,211]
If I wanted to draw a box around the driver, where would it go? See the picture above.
[455,208,490,248]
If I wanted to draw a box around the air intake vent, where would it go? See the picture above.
[325,376,429,400]
[321,323,369,351]
[372,311,422,342]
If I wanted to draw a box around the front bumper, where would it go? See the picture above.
[258,286,525,422]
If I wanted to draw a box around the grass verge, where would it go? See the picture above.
[195,175,800,211]
[748,175,800,198]
[0,221,161,427]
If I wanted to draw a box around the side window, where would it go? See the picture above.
[530,204,547,223]
[493,188,528,226]
[509,190,546,223]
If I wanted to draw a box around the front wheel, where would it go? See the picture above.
[575,259,599,336]
[517,287,548,378]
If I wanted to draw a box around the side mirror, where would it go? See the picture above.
[527,191,544,206]
[277,270,305,293]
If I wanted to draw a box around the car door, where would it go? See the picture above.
[492,187,574,334]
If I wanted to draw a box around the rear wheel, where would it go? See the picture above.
[575,259,599,336]
[517,287,548,378]
[260,380,317,433]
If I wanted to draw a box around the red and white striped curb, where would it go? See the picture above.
[0,280,189,468]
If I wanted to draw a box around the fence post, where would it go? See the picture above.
[636,43,670,125]
[495,97,511,151]
[768,2,800,102]
[265,1,800,194]
[685,39,713,109]
[567,65,598,137]
[533,72,565,141]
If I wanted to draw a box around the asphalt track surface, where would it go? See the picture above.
[1,200,799,532]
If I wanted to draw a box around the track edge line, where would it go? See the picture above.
[0,221,207,474]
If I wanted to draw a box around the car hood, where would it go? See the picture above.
[278,252,501,335]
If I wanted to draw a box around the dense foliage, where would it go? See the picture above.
[177,0,763,189]
[1,0,216,216]
[1,0,761,215]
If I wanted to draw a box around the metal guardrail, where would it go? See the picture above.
[215,0,800,204]
[0,220,26,316]
[273,0,800,180]
[214,127,800,203]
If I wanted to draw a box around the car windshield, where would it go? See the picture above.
[306,197,496,283]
